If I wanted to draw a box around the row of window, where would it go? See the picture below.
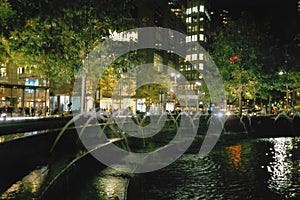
[186,16,204,23]
[186,53,205,61]
[182,82,202,91]
[0,67,33,77]
[186,5,205,15]
[180,63,204,71]
[186,34,205,42]
[187,26,204,33]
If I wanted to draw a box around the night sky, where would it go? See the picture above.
[211,0,296,17]
[210,0,299,43]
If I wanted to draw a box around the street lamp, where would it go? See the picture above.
[195,81,201,112]
[170,72,181,111]
[278,70,290,109]
[159,90,164,112]
[118,69,124,110]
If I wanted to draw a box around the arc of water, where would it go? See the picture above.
[239,115,250,134]
[193,111,203,121]
[49,113,84,153]
[75,110,132,151]
[75,112,103,144]
[292,112,300,120]
[167,111,180,131]
[72,27,225,172]
[40,137,123,199]
[274,111,292,123]
[50,111,116,153]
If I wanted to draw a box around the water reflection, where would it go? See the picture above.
[130,137,300,200]
[93,167,130,200]
[0,131,41,143]
[24,131,38,136]
[0,133,25,143]
[1,136,299,199]
[266,137,298,199]
[226,144,242,167]
[1,166,48,199]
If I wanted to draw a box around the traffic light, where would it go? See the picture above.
[154,17,159,25]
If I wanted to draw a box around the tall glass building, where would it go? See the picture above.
[181,0,212,109]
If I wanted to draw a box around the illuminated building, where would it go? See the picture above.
[297,1,300,47]
[0,64,49,116]
[168,0,186,19]
[219,9,230,25]
[179,0,212,110]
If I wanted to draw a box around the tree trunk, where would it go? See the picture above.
[268,95,272,114]
[238,91,242,116]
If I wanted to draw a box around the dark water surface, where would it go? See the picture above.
[1,137,300,199]
[128,137,300,200]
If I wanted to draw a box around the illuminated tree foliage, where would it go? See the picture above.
[0,0,138,94]
[210,14,299,114]
[210,16,262,114]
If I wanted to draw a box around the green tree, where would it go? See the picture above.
[210,16,262,115]
[209,13,292,115]
[1,0,138,95]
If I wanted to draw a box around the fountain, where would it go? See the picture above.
[273,111,293,136]
[223,114,250,136]
[3,108,300,199]
[292,112,300,134]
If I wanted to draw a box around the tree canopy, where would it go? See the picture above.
[0,0,138,94]
[210,14,300,114]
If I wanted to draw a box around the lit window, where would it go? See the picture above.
[193,83,197,90]
[192,35,197,41]
[199,27,204,32]
[186,17,192,23]
[199,5,205,12]
[186,54,191,61]
[199,17,204,21]
[199,53,204,60]
[0,67,6,77]
[192,54,197,61]
[17,67,25,74]
[199,63,204,70]
[192,6,198,13]
[199,34,204,41]
[186,36,191,43]
[191,74,195,80]
[186,8,191,14]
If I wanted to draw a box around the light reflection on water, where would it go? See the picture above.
[94,168,130,200]
[132,137,300,200]
[0,166,48,200]
[266,137,298,199]
[0,131,42,143]
[73,167,131,200]
[1,137,299,199]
